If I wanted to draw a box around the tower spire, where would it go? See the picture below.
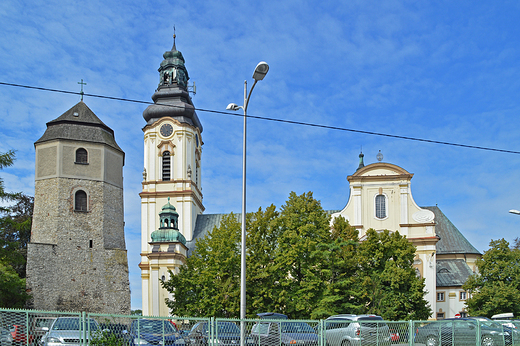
[357,150,365,171]
[172,25,176,51]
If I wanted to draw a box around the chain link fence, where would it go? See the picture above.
[1,308,519,346]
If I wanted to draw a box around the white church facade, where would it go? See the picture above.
[139,39,481,319]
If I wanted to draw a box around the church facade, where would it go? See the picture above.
[139,40,481,319]
[26,101,131,314]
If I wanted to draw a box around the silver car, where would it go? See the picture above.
[324,314,391,346]
[40,317,99,346]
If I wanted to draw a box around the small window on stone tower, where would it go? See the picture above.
[75,148,88,164]
[75,190,88,212]
[375,194,386,219]
[162,151,171,181]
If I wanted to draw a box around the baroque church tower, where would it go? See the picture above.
[26,101,131,314]
[140,37,204,316]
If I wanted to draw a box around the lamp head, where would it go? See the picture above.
[226,103,240,111]
[509,209,520,215]
[252,61,269,81]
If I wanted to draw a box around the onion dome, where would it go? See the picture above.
[142,36,202,131]
[150,197,186,245]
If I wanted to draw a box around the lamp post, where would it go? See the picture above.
[509,210,520,215]
[227,61,269,346]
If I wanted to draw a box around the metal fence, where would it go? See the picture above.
[1,308,519,346]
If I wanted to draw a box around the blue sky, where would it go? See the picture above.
[1,0,520,310]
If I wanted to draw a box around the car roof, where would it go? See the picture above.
[257,313,288,319]
[326,314,382,320]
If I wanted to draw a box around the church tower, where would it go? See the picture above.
[140,37,204,316]
[26,101,131,314]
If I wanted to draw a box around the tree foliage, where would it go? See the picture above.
[0,150,31,307]
[163,191,431,320]
[463,238,520,317]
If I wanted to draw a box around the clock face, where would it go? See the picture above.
[160,124,173,137]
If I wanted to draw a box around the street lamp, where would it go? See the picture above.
[226,61,269,346]
[509,209,520,215]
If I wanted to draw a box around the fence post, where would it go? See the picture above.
[408,320,413,346]
[476,320,481,346]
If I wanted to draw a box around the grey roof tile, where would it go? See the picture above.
[35,101,123,153]
[422,206,481,255]
[436,259,474,287]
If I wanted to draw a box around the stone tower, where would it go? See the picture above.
[140,38,204,316]
[26,101,131,314]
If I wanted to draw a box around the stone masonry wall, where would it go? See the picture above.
[26,176,130,314]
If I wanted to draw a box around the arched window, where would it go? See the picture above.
[75,148,88,164]
[75,190,87,211]
[375,194,386,219]
[195,162,199,187]
[162,151,171,181]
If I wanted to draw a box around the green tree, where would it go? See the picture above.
[463,238,520,317]
[356,229,431,320]
[271,191,331,319]
[163,213,241,317]
[0,150,30,308]
[0,193,33,277]
[246,204,283,315]
[311,216,363,319]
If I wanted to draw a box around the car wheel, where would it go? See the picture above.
[482,336,495,346]
[341,340,350,346]
[426,335,439,346]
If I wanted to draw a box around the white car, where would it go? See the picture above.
[40,317,99,346]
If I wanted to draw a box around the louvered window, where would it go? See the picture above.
[162,151,171,181]
[75,190,87,211]
[75,148,88,164]
[375,194,386,219]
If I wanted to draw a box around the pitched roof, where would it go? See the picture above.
[436,259,474,287]
[35,101,123,153]
[422,206,481,255]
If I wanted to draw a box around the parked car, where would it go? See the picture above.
[414,318,512,346]
[40,317,99,346]
[324,314,391,346]
[30,317,56,346]
[249,314,319,346]
[188,321,240,346]
[128,319,185,346]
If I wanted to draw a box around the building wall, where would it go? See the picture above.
[27,136,130,314]
[333,162,439,319]
[140,117,203,316]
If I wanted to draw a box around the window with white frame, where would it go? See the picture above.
[375,194,387,219]
[437,292,445,301]
[460,291,467,300]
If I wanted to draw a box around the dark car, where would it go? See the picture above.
[414,318,510,346]
[188,321,240,346]
[249,314,319,346]
[128,319,185,346]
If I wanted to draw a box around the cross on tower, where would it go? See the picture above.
[78,79,87,101]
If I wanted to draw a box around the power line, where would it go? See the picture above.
[2,81,519,155]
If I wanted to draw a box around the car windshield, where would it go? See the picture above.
[52,319,98,331]
[217,323,240,334]
[137,320,175,334]
[281,322,315,334]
